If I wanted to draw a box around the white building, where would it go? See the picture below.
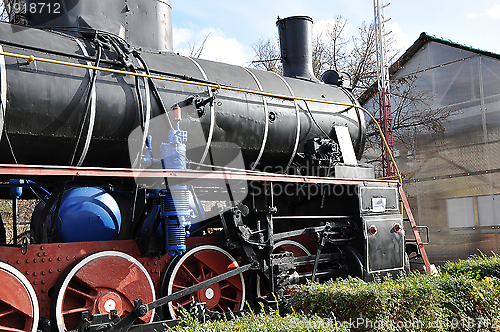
[360,33,500,265]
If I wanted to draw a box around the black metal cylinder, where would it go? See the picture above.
[26,0,173,52]
[0,21,365,172]
[277,16,316,81]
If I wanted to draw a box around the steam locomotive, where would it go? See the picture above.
[0,1,411,331]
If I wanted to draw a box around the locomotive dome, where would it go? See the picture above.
[27,0,173,52]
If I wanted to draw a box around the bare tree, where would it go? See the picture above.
[0,1,8,21]
[344,22,378,97]
[250,18,457,159]
[188,33,211,59]
[365,74,457,151]
[312,16,349,77]
[250,38,282,74]
[2,0,28,25]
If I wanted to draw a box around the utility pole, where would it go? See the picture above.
[374,0,394,177]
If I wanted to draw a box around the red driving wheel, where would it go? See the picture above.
[161,245,245,319]
[0,261,39,332]
[256,240,313,297]
[273,240,313,274]
[50,251,155,332]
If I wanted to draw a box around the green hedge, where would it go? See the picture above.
[167,253,500,332]
[291,276,445,331]
[444,251,500,279]
[166,310,349,332]
[292,253,500,332]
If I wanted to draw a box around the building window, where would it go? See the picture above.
[477,195,500,227]
[446,197,474,228]
[447,195,500,228]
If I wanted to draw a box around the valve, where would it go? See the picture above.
[141,104,198,256]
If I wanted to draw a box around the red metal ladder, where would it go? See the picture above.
[399,186,432,274]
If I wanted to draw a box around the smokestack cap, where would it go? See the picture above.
[277,15,313,24]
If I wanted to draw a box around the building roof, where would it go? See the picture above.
[358,32,500,106]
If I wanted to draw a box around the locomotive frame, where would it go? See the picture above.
[0,164,419,332]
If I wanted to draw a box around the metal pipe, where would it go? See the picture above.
[12,197,17,245]
[273,215,352,219]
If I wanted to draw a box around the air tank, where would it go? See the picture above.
[0,12,365,171]
[30,187,121,243]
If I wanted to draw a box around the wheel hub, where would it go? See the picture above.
[96,292,123,315]
[196,283,221,309]
[205,288,214,300]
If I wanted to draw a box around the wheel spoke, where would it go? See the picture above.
[177,298,194,308]
[180,264,199,284]
[172,284,187,291]
[70,276,100,296]
[0,325,29,332]
[220,295,238,303]
[191,256,223,279]
[196,260,206,280]
[62,306,91,316]
[0,309,16,318]
[220,278,241,292]
[65,285,96,301]
[192,256,214,277]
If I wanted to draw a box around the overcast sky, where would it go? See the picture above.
[171,0,500,66]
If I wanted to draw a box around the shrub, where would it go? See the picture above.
[291,275,444,331]
[291,253,500,332]
[437,273,500,331]
[444,251,500,279]
[165,311,349,332]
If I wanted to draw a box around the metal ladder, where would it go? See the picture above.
[399,186,432,274]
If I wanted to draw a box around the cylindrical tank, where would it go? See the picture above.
[30,187,122,243]
[0,21,365,171]
[277,16,317,81]
[25,0,173,52]
[55,187,121,242]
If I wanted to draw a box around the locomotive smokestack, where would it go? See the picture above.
[276,16,317,81]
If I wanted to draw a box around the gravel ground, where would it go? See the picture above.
[0,199,38,244]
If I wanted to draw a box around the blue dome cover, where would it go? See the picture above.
[54,187,121,242]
